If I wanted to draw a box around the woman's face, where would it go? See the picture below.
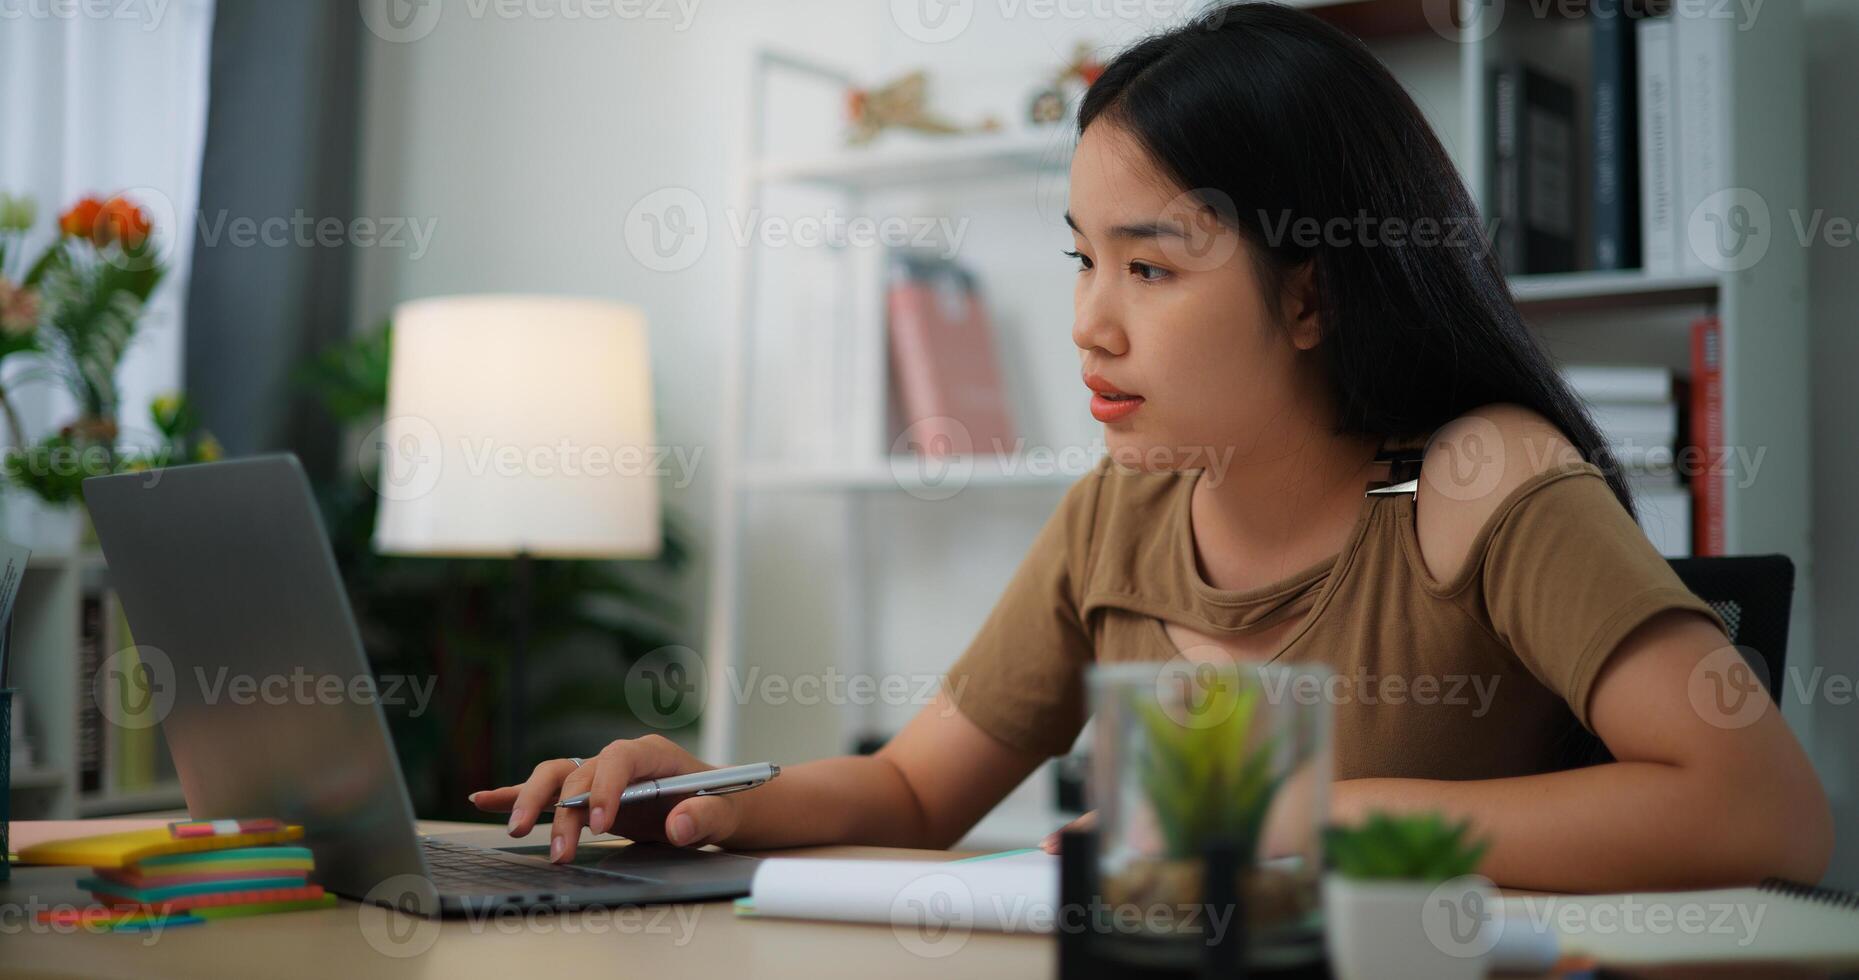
[1066,120,1320,472]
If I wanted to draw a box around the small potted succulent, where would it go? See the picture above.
[1091,662,1328,968]
[1321,811,1497,980]
[1099,677,1283,918]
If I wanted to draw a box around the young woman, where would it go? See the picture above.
[472,2,1831,892]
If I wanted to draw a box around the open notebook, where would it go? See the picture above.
[1496,879,1859,965]
[735,848,1057,933]
[740,852,1859,967]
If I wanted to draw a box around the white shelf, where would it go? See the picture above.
[77,782,186,817]
[1508,270,1721,309]
[8,767,66,790]
[741,455,1085,492]
[756,129,1074,189]
[25,551,105,572]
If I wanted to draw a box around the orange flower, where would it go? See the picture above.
[93,196,152,251]
[60,196,104,239]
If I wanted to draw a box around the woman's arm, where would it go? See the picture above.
[721,690,1048,850]
[1349,405,1834,891]
[1333,609,1832,893]
[472,689,1047,859]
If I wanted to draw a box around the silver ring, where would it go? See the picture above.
[570,757,586,768]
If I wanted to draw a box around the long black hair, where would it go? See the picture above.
[1078,1,1634,517]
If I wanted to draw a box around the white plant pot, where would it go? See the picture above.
[1323,873,1498,980]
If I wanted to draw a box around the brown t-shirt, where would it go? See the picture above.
[943,454,1726,780]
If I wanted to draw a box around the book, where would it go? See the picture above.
[1629,471,1692,558]
[1674,6,1728,275]
[92,846,316,888]
[1588,401,1678,453]
[79,877,318,908]
[1637,15,1679,274]
[1689,316,1725,555]
[18,819,303,869]
[886,253,1016,458]
[77,593,103,795]
[1490,63,1577,275]
[847,243,891,461]
[8,689,31,770]
[1563,364,1673,404]
[1496,878,1859,965]
[738,850,1057,931]
[1591,0,1642,270]
[23,823,327,928]
[103,592,160,794]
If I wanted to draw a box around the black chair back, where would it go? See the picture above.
[1560,554,1794,769]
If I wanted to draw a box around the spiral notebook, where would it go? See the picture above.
[1496,877,1859,965]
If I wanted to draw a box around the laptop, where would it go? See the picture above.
[82,454,759,916]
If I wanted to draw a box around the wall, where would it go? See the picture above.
[1804,0,1858,888]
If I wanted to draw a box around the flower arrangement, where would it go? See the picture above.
[0,190,218,509]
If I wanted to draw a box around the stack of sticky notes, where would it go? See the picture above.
[19,818,335,932]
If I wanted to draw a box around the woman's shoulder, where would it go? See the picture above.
[1411,402,1603,583]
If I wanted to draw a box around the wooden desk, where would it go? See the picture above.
[7,821,1845,979]
[1,820,1049,979]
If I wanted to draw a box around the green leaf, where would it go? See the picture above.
[1324,810,1490,881]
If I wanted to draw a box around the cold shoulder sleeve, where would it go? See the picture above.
[1475,464,1729,731]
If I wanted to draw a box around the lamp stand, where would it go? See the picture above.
[508,549,534,782]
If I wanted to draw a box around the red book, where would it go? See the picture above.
[886,254,1015,457]
[1689,316,1725,556]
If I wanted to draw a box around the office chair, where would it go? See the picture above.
[1560,554,1796,769]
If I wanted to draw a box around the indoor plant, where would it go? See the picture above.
[1091,662,1327,967]
[0,191,176,548]
[0,192,44,452]
[1322,811,1496,980]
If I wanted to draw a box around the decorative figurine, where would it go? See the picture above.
[846,70,1001,145]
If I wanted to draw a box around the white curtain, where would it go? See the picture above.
[0,0,216,448]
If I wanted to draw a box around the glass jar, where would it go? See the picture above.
[1089,658,1332,970]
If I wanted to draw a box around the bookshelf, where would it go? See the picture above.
[703,47,1089,769]
[7,537,185,821]
[755,129,1072,188]
[1509,269,1720,310]
[706,1,1813,787]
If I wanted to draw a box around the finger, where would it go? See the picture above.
[508,759,578,838]
[664,795,738,848]
[468,786,521,812]
[551,799,587,863]
[546,763,601,861]
[587,734,692,836]
[1040,810,1098,853]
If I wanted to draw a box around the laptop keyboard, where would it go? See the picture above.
[420,836,637,893]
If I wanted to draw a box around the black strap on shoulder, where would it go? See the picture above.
[1364,433,1429,498]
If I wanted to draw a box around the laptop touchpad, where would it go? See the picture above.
[499,840,757,883]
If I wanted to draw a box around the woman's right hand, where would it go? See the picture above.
[468,734,741,863]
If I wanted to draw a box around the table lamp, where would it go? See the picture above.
[372,294,661,779]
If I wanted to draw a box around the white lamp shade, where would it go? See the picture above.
[371,294,662,559]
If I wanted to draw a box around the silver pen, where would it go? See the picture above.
[554,761,780,808]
